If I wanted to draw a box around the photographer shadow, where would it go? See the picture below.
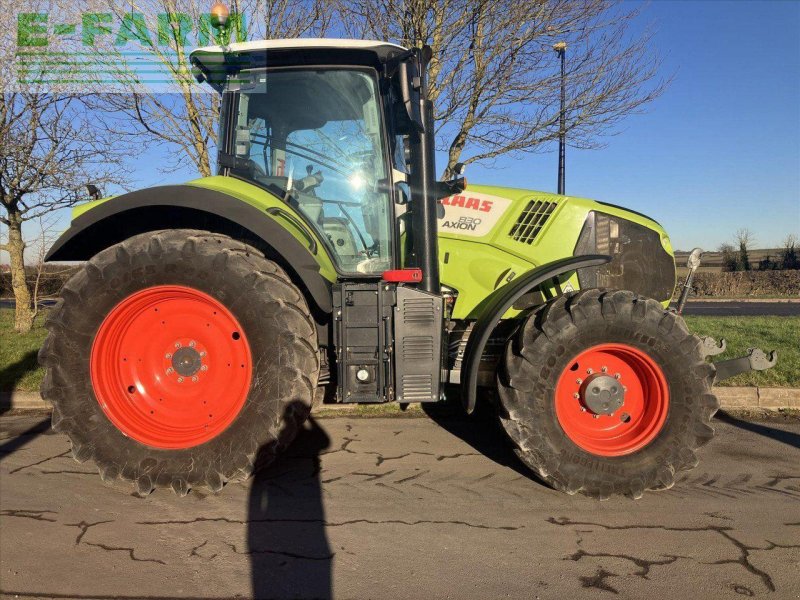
[248,405,333,599]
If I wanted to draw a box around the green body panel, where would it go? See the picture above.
[68,176,338,283]
[68,177,673,320]
[186,177,337,281]
[440,184,674,319]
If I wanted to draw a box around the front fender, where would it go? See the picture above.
[46,183,335,316]
[460,254,611,414]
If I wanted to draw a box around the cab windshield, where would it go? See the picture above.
[228,68,392,274]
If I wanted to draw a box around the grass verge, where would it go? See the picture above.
[1,309,797,392]
[0,308,47,392]
[683,315,799,387]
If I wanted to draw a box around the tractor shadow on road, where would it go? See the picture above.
[715,411,800,450]
[247,404,333,600]
[422,396,538,481]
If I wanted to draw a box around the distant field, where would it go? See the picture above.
[674,248,785,273]
[2,309,796,393]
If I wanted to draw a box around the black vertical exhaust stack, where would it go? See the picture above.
[404,46,440,295]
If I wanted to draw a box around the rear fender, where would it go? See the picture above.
[46,185,335,318]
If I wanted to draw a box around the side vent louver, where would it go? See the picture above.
[509,200,557,244]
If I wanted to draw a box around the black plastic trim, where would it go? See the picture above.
[460,254,611,414]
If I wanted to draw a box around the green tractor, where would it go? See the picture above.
[40,39,775,499]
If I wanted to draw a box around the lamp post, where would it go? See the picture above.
[553,41,567,195]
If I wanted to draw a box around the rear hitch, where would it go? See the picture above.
[700,336,727,357]
[713,347,778,383]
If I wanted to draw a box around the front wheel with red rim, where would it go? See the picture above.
[40,230,319,496]
[497,289,718,499]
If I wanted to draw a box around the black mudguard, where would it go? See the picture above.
[460,254,611,414]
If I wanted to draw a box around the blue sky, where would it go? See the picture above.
[30,0,799,253]
[467,0,800,250]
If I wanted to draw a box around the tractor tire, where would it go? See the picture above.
[39,229,319,496]
[497,289,718,500]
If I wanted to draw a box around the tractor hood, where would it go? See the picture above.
[436,184,676,313]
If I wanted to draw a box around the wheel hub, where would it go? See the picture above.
[171,346,203,377]
[581,374,625,416]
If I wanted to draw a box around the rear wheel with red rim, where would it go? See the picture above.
[90,285,252,449]
[497,289,718,499]
[40,230,319,496]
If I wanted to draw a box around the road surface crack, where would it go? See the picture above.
[0,509,57,522]
[190,540,218,560]
[137,516,521,530]
[64,520,114,545]
[8,450,71,474]
[568,549,683,579]
[83,541,166,565]
[580,567,619,594]
[549,517,799,593]
[226,541,333,560]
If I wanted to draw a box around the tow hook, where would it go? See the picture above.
[712,345,778,383]
[700,336,727,356]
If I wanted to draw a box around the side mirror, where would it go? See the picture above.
[686,247,703,270]
[399,58,424,134]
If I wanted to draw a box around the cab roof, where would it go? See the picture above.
[191,38,407,79]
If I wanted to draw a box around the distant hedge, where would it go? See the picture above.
[677,270,800,299]
[0,266,80,298]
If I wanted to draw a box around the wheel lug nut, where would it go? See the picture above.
[614,373,621,379]
[174,342,181,348]
[191,376,198,382]
[601,366,608,373]
[586,368,594,375]
[200,351,206,357]
[573,392,580,399]
[576,378,583,385]
[166,367,174,374]
[189,340,196,348]
[201,365,208,371]
[165,352,172,359]
[177,377,184,383]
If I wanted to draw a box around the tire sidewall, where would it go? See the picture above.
[529,318,698,485]
[49,232,317,485]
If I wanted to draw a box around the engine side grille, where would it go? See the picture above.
[509,200,557,244]
[574,211,675,302]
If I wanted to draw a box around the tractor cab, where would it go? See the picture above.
[191,40,441,279]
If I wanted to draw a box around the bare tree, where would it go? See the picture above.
[781,233,799,270]
[718,242,738,273]
[85,0,335,177]
[337,0,668,177]
[0,91,127,332]
[735,228,754,272]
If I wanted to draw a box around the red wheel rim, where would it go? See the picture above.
[90,285,252,449]
[555,344,669,457]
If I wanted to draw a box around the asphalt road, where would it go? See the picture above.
[1,411,799,599]
[678,301,800,317]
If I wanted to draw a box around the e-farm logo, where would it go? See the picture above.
[14,11,246,89]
